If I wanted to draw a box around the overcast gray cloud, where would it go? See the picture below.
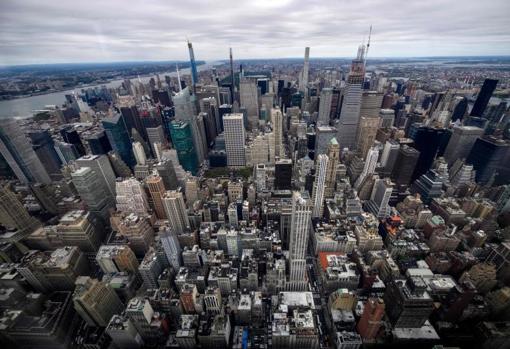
[0,0,509,65]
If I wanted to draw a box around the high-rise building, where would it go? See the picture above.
[71,167,115,219]
[56,210,103,252]
[337,44,366,150]
[315,126,337,156]
[116,178,150,215]
[0,119,51,184]
[132,141,146,165]
[102,114,135,168]
[76,154,117,197]
[300,47,310,95]
[163,189,190,234]
[380,140,400,176]
[96,244,139,274]
[145,174,167,219]
[187,40,199,90]
[106,315,144,349]
[169,121,199,175]
[365,178,393,219]
[145,125,167,156]
[159,226,182,270]
[318,88,333,125]
[391,145,420,186]
[223,113,246,168]
[239,79,259,129]
[73,276,124,327]
[409,124,450,181]
[274,158,292,190]
[288,192,311,291]
[356,116,380,160]
[173,87,197,122]
[470,78,498,117]
[311,154,328,218]
[355,147,379,189]
[271,108,284,159]
[466,136,510,185]
[443,126,484,166]
[324,138,340,199]
[0,185,41,236]
[357,298,385,340]
[28,129,63,181]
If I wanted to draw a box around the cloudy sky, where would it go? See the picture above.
[1,0,509,65]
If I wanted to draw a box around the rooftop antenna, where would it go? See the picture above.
[176,63,182,92]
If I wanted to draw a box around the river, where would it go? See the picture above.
[0,61,220,119]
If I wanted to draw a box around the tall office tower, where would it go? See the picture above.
[357,298,385,340]
[227,203,238,227]
[86,130,112,155]
[274,159,293,190]
[380,140,400,176]
[311,154,329,218]
[0,185,40,236]
[356,116,380,160]
[132,141,147,165]
[300,47,310,94]
[187,40,199,91]
[384,278,433,328]
[146,174,167,219]
[391,145,420,186]
[60,126,86,156]
[125,297,157,343]
[106,315,144,349]
[145,125,167,156]
[470,78,498,117]
[360,91,383,118]
[443,126,484,166]
[139,247,163,289]
[239,78,259,129]
[102,115,135,168]
[169,121,199,175]
[191,114,208,164]
[271,108,284,159]
[223,113,246,168]
[96,244,139,274]
[324,138,340,198]
[409,124,450,181]
[379,109,395,128]
[365,178,393,219]
[467,136,510,185]
[450,163,475,187]
[288,192,311,291]
[318,88,333,125]
[76,154,117,197]
[155,160,178,190]
[229,48,236,104]
[337,44,366,150]
[412,169,447,204]
[163,189,190,234]
[116,178,150,215]
[73,276,124,327]
[355,147,379,189]
[173,87,197,122]
[315,125,337,156]
[56,210,103,252]
[0,119,51,184]
[71,167,115,219]
[255,164,267,191]
[159,226,182,269]
[200,97,221,134]
[28,129,63,181]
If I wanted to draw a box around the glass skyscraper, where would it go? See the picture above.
[169,121,198,174]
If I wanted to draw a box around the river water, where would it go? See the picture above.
[0,61,219,118]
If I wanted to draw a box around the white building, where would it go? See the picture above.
[223,114,246,168]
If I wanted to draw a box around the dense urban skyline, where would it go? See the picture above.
[1,0,510,65]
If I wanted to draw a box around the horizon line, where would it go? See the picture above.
[2,55,510,68]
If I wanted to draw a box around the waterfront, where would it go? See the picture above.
[0,61,218,118]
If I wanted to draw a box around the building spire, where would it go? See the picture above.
[176,63,182,92]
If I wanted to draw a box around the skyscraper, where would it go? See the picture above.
[288,191,311,291]
[28,129,63,181]
[467,136,510,185]
[356,116,380,160]
[71,167,115,219]
[239,78,259,129]
[274,159,292,190]
[357,298,385,340]
[163,189,190,234]
[116,178,150,215]
[73,276,124,327]
[470,78,498,117]
[271,108,284,160]
[355,147,379,189]
[169,121,199,174]
[391,145,420,186]
[102,114,136,168]
[300,47,310,95]
[337,45,365,150]
[159,226,182,270]
[318,88,333,125]
[324,137,340,199]
[223,113,246,168]
[0,119,51,184]
[409,124,450,181]
[365,178,393,219]
[443,126,484,166]
[76,154,117,197]
[145,174,167,219]
[187,40,199,91]
[132,141,147,165]
[311,154,328,218]
[0,185,41,236]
